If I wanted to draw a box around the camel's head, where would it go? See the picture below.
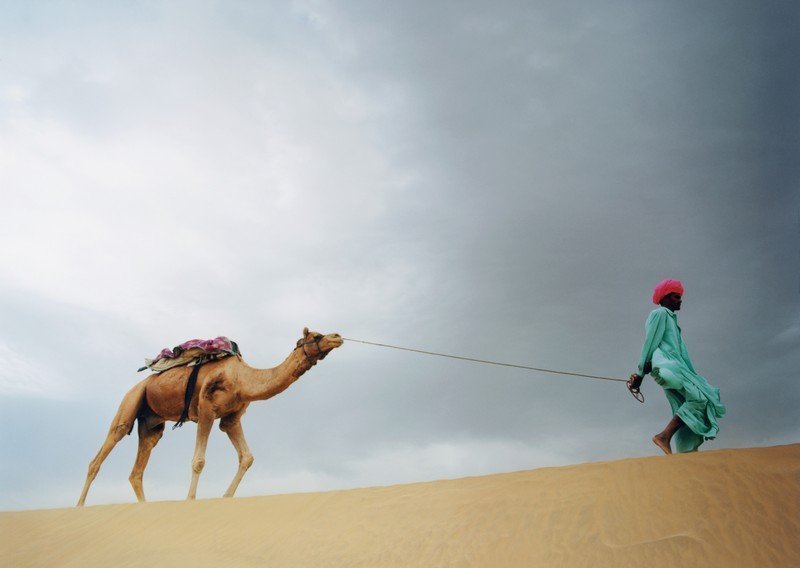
[295,327,344,363]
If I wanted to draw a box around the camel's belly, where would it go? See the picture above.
[144,368,242,421]
[145,369,192,420]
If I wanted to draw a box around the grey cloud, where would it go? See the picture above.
[0,1,797,509]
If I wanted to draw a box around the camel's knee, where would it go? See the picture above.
[192,457,206,474]
[241,453,254,470]
[112,423,130,442]
[86,462,101,479]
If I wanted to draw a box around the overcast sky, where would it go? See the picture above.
[1,0,797,510]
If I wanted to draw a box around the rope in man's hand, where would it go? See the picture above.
[627,373,645,403]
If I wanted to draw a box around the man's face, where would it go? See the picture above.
[662,292,682,311]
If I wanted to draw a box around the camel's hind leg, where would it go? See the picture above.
[129,420,165,502]
[77,422,129,507]
[77,379,148,507]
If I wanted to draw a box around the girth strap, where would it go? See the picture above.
[174,363,204,429]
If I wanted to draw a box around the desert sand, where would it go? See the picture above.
[2,443,798,567]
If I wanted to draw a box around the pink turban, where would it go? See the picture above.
[652,279,684,304]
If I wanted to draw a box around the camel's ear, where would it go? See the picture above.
[303,327,309,336]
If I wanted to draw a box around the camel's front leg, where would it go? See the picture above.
[187,410,215,500]
[220,416,254,498]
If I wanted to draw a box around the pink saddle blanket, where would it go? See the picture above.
[138,336,240,373]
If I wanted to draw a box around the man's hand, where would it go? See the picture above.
[627,373,645,402]
[627,373,643,390]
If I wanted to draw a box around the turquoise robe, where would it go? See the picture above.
[638,307,726,452]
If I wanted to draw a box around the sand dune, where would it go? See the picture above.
[2,444,798,567]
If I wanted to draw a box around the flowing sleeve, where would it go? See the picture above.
[638,309,667,375]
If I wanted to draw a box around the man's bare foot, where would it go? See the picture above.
[652,434,672,455]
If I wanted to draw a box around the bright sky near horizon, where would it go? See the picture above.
[1,0,798,510]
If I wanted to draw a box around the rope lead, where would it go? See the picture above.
[343,338,627,384]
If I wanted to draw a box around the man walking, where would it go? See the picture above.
[628,279,726,454]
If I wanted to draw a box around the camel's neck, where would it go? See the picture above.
[240,348,314,402]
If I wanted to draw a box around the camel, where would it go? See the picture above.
[77,328,343,506]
